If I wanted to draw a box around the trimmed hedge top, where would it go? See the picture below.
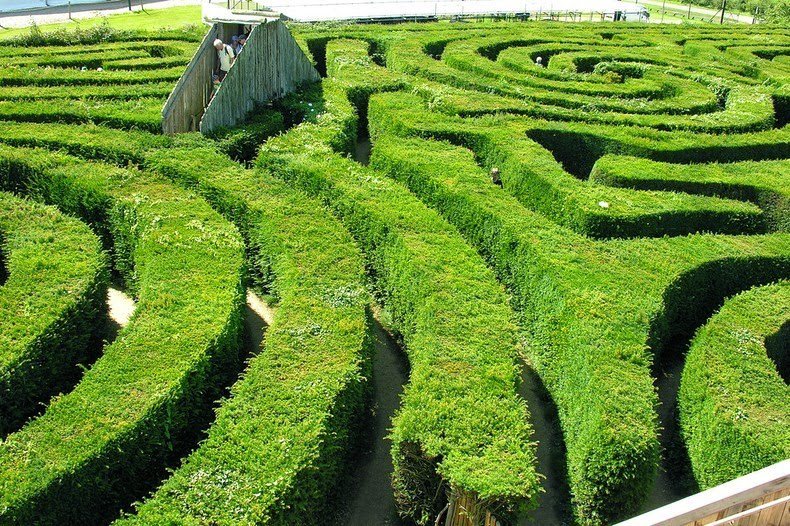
[0,144,245,525]
[114,136,372,525]
[679,282,789,489]
[259,54,540,520]
[0,191,107,436]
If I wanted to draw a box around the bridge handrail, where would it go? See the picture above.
[615,460,790,526]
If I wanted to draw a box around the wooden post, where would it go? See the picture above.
[720,0,726,23]
[443,489,501,526]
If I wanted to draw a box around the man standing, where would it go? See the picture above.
[214,38,235,81]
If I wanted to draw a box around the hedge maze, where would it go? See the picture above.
[0,19,787,526]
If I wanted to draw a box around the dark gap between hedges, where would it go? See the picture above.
[637,259,790,516]
[345,89,571,525]
[331,314,410,526]
[765,319,789,384]
[0,152,256,524]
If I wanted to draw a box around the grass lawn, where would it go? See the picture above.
[0,5,202,40]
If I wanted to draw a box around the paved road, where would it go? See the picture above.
[0,0,199,29]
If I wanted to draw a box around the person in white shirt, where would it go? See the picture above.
[213,39,235,81]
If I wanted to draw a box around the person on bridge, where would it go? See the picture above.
[213,39,235,82]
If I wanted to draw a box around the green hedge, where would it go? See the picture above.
[0,24,202,47]
[259,73,540,524]
[0,82,175,102]
[112,134,372,524]
[369,92,767,239]
[679,282,790,489]
[366,129,790,525]
[206,109,286,164]
[0,66,185,87]
[0,145,245,525]
[0,122,169,165]
[590,155,790,232]
[0,191,108,436]
[0,98,163,133]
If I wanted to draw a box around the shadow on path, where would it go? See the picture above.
[335,316,410,526]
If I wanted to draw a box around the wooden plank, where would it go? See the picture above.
[162,23,219,134]
[705,495,790,526]
[615,460,790,526]
[199,19,319,133]
[756,489,790,526]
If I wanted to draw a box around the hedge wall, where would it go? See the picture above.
[0,191,108,437]
[366,128,789,524]
[259,66,540,523]
[679,282,789,489]
[112,135,373,525]
[0,145,245,525]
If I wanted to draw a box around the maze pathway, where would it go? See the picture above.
[0,19,786,526]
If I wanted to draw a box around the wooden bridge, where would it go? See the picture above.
[161,13,319,135]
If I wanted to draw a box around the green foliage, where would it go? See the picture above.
[259,71,541,523]
[0,18,788,526]
[0,191,108,436]
[0,145,245,525]
[367,130,789,525]
[679,282,789,489]
[112,135,372,525]
[590,155,790,232]
[206,109,285,164]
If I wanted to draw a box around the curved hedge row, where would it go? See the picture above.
[259,57,540,522]
[590,155,790,232]
[0,121,168,165]
[0,145,245,525]
[365,124,790,524]
[679,282,789,489]
[0,191,107,436]
[371,93,768,239]
[112,135,372,524]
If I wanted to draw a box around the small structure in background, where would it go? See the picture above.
[227,0,652,23]
[162,13,319,135]
[535,56,544,67]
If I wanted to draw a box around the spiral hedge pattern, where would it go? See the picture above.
[0,19,787,526]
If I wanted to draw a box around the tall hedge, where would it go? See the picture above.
[679,282,789,489]
[113,136,372,524]
[259,72,540,523]
[0,191,108,436]
[0,145,245,525]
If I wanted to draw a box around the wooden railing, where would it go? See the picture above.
[615,460,790,526]
[161,23,220,135]
[198,19,319,134]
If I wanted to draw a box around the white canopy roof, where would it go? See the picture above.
[265,0,647,22]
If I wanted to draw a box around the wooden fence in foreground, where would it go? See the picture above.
[198,19,319,133]
[616,460,790,526]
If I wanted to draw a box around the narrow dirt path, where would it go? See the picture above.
[334,314,409,526]
[107,287,135,328]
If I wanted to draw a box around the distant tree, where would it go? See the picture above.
[762,0,790,22]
